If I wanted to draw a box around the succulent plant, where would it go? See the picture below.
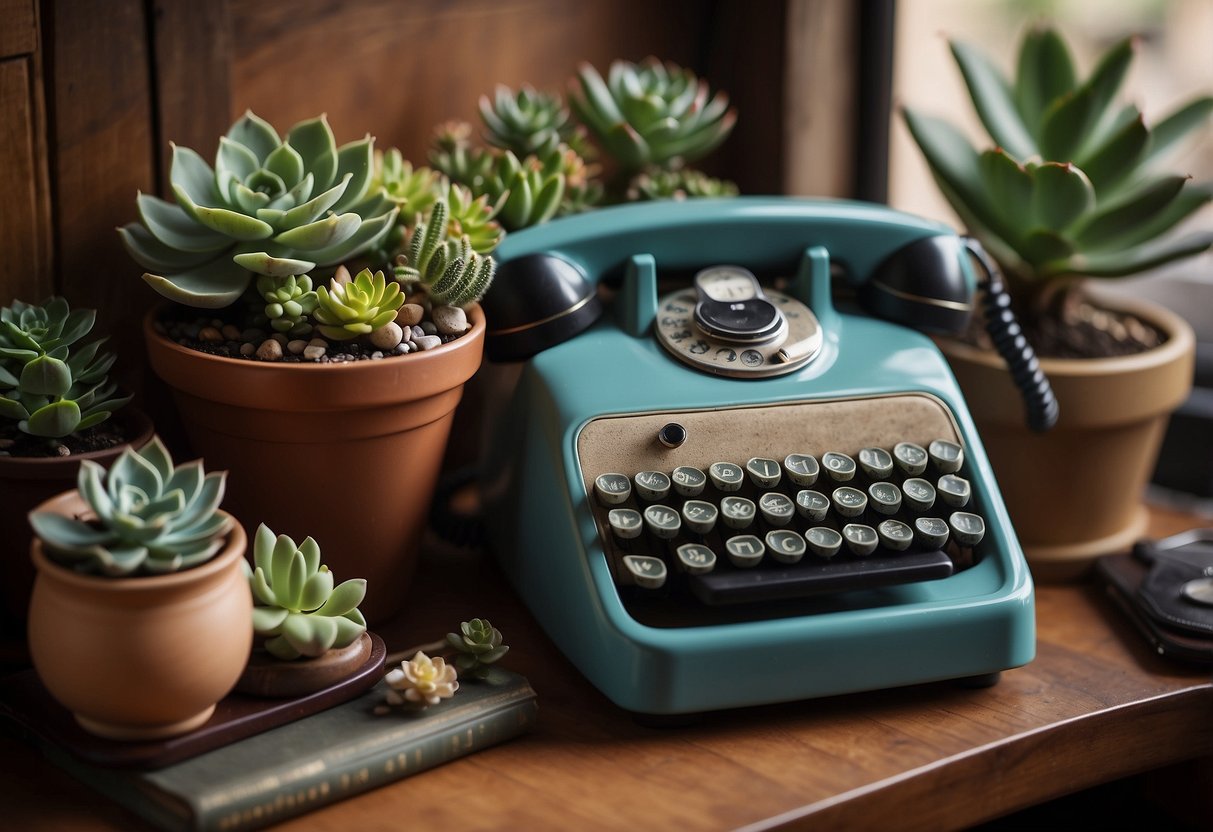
[245,523,367,661]
[384,651,459,707]
[903,27,1213,313]
[479,84,574,159]
[0,298,130,440]
[313,267,404,340]
[257,274,319,337]
[393,201,496,307]
[445,182,504,254]
[445,618,509,678]
[627,167,739,202]
[569,58,738,174]
[482,150,566,230]
[430,121,495,189]
[29,436,231,576]
[120,111,399,309]
[374,148,441,220]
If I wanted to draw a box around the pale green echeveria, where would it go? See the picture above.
[0,297,129,439]
[479,84,573,159]
[569,58,737,173]
[246,523,367,660]
[313,268,404,340]
[903,27,1213,299]
[29,436,231,576]
[119,111,399,309]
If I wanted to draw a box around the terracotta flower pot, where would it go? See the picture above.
[939,294,1195,580]
[143,305,486,623]
[28,491,251,740]
[0,408,155,632]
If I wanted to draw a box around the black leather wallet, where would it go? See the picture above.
[1094,529,1213,665]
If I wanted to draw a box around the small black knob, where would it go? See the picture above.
[658,423,687,448]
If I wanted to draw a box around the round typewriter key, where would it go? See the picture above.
[709,461,745,492]
[594,473,632,505]
[658,422,687,449]
[868,481,902,515]
[720,496,756,529]
[902,477,936,512]
[929,439,964,474]
[893,442,928,476]
[1181,577,1213,607]
[681,499,718,534]
[746,457,782,489]
[795,489,830,521]
[937,474,971,508]
[914,516,950,549]
[622,555,667,589]
[765,530,807,564]
[831,486,867,518]
[608,508,643,540]
[858,447,894,480]
[725,534,765,568]
[758,492,795,526]
[676,543,717,575]
[783,453,820,486]
[805,526,843,559]
[843,523,879,556]
[634,470,671,502]
[949,512,985,546]
[878,519,914,551]
[643,505,681,539]
[671,465,707,497]
[822,451,856,482]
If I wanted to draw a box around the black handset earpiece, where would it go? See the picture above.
[482,253,603,362]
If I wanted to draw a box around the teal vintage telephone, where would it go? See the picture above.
[480,197,1049,715]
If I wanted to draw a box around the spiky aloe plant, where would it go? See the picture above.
[393,201,496,307]
[903,27,1213,315]
[246,524,367,660]
[120,111,399,308]
[313,268,404,340]
[28,436,231,576]
[569,58,737,174]
[0,298,130,441]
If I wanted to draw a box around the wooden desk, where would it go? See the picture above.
[2,505,1211,831]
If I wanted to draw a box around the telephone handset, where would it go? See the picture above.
[480,197,1037,715]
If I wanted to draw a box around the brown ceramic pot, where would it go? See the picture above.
[0,408,155,632]
[939,295,1194,580]
[143,304,486,623]
[28,491,251,740]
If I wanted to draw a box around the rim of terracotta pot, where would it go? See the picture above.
[142,302,486,410]
[0,407,155,481]
[30,490,247,593]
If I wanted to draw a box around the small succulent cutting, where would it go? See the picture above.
[445,618,509,679]
[246,524,367,660]
[0,298,129,441]
[393,201,497,307]
[120,111,399,308]
[257,274,319,337]
[903,27,1213,314]
[313,267,405,340]
[29,436,231,576]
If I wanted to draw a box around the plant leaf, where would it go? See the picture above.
[1014,26,1076,135]
[307,207,398,266]
[315,578,366,618]
[24,400,81,437]
[19,356,72,397]
[1065,230,1213,277]
[141,257,253,309]
[118,224,225,273]
[169,144,222,208]
[1076,110,1147,192]
[1142,96,1213,167]
[273,212,361,252]
[232,251,315,277]
[1073,175,1189,249]
[227,111,281,164]
[1030,162,1095,232]
[950,39,1036,160]
[286,115,338,190]
[299,569,334,612]
[330,136,376,213]
[251,606,289,635]
[173,185,274,241]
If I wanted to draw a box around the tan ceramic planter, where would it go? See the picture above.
[939,295,1194,580]
[28,492,251,740]
[143,304,486,623]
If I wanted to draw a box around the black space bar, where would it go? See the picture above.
[688,549,955,605]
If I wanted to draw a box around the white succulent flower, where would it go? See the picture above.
[384,651,459,707]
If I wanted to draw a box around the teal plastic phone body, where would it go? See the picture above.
[483,197,1035,714]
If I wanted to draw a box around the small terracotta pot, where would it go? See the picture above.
[0,408,155,631]
[939,294,1195,580]
[28,491,251,740]
[143,305,486,623]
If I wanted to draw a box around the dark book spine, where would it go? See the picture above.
[195,694,538,832]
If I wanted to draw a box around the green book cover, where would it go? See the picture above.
[35,670,537,832]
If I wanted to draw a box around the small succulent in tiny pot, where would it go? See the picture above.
[26,436,251,740]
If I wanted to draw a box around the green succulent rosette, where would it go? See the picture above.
[445,618,509,677]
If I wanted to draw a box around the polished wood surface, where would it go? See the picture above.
[2,503,1210,831]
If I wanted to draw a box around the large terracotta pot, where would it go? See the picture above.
[143,305,486,623]
[939,294,1194,580]
[0,408,154,632]
[28,491,251,740]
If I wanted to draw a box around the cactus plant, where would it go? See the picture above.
[569,57,738,174]
[903,27,1213,314]
[120,111,399,309]
[627,167,739,202]
[245,523,367,661]
[312,268,404,341]
[393,201,496,307]
[257,274,319,337]
[28,435,231,576]
[0,297,130,440]
[445,618,509,679]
